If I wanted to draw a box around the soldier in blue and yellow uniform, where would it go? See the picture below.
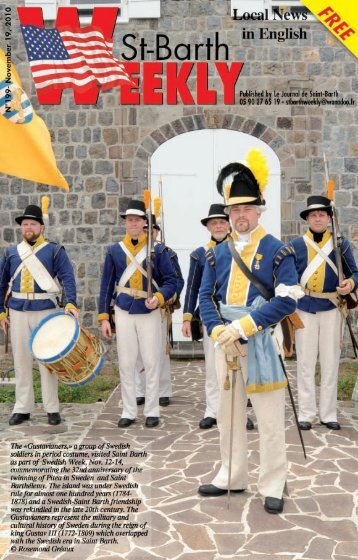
[182,204,232,429]
[290,196,358,431]
[136,215,184,407]
[98,200,177,428]
[198,150,301,515]
[0,204,78,426]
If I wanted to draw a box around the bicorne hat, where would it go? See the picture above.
[120,199,146,219]
[300,196,333,220]
[217,149,269,211]
[15,205,44,225]
[201,204,229,226]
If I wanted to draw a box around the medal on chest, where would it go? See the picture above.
[254,253,263,270]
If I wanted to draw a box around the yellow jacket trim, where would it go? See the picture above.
[246,379,288,394]
[154,291,165,307]
[211,324,226,341]
[239,314,258,337]
[183,313,193,322]
[65,303,77,312]
[227,226,266,306]
[19,236,47,293]
[98,313,109,322]
[20,267,34,293]
[0,311,7,321]
[123,233,147,293]
[305,229,331,293]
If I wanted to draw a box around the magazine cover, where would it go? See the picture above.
[0,1,357,558]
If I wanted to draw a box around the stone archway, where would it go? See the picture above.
[132,112,294,191]
[129,112,297,242]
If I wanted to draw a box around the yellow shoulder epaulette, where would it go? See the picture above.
[206,247,216,266]
[274,245,295,267]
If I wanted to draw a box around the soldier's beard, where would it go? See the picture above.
[235,220,250,233]
[213,231,229,242]
[24,231,41,242]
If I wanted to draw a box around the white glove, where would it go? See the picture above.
[231,320,248,341]
[217,325,247,357]
[219,339,247,357]
[217,324,241,345]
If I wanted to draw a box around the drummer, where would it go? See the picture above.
[0,205,78,426]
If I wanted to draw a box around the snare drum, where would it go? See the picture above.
[30,311,105,387]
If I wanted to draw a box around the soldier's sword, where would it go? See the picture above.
[225,355,239,509]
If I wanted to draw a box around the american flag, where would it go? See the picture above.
[20,25,131,92]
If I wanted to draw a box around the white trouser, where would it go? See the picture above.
[115,307,162,419]
[10,308,59,414]
[135,312,172,398]
[295,307,342,423]
[203,326,218,418]
[212,347,287,499]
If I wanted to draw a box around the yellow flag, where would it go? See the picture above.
[302,1,358,58]
[0,50,69,191]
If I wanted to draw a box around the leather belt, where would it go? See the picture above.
[304,288,347,317]
[304,289,337,300]
[117,286,147,299]
[11,291,57,301]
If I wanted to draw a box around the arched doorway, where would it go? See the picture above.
[150,129,281,341]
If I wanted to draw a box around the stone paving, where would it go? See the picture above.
[0,360,357,560]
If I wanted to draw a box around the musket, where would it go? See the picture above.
[153,190,174,352]
[144,159,154,300]
[158,176,166,246]
[3,287,10,354]
[324,154,358,358]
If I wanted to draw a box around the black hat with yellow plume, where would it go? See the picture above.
[217,148,269,211]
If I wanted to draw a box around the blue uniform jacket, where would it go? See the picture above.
[167,247,184,299]
[0,238,77,317]
[183,246,206,321]
[290,232,358,313]
[199,227,298,339]
[98,236,178,318]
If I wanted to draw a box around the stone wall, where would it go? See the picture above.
[0,1,356,352]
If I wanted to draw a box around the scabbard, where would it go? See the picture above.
[278,355,307,460]
[4,323,9,354]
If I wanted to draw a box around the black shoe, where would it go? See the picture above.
[264,496,284,514]
[321,421,341,430]
[48,413,61,425]
[136,397,145,405]
[198,484,245,497]
[145,416,159,428]
[199,417,217,429]
[118,418,135,428]
[159,397,170,407]
[299,421,312,430]
[9,413,30,426]
[247,398,252,407]
[246,417,254,430]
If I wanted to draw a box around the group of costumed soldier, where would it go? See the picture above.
[1,148,357,515]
